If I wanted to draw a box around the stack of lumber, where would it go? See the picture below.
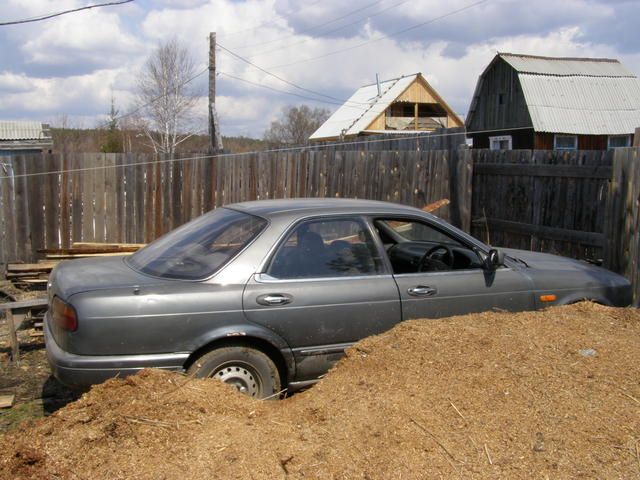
[6,242,145,290]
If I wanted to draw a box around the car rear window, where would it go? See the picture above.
[127,208,267,280]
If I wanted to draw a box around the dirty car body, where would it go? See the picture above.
[45,199,632,397]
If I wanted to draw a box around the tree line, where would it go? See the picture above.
[52,38,330,155]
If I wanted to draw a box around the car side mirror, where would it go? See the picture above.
[484,249,505,270]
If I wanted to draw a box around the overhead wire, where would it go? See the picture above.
[0,0,134,26]
[269,0,489,69]
[232,0,385,51]
[247,0,412,60]
[219,0,325,38]
[218,71,369,110]
[0,126,534,181]
[217,43,370,107]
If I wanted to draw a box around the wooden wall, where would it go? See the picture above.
[0,147,638,302]
[0,150,463,266]
[471,149,612,260]
[466,58,532,133]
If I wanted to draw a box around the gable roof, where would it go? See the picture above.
[466,53,640,135]
[310,73,461,140]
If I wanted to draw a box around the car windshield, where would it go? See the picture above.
[127,208,267,280]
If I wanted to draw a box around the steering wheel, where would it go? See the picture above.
[418,244,454,272]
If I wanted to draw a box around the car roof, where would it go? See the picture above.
[227,198,424,220]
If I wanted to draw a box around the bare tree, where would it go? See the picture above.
[135,39,200,155]
[264,105,330,146]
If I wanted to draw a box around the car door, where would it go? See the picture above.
[372,217,536,320]
[242,216,401,382]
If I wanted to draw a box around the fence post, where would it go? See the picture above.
[449,146,473,232]
[604,147,640,304]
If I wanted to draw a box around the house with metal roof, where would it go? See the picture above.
[465,53,640,150]
[0,121,53,155]
[309,73,464,142]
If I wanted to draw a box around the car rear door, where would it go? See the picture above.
[373,217,536,320]
[242,216,401,382]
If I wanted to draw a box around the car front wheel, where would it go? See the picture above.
[187,346,281,399]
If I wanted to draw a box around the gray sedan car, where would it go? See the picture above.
[45,199,632,397]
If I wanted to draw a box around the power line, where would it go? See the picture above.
[217,43,369,107]
[233,0,385,51]
[218,71,369,110]
[269,0,489,69]
[0,126,532,181]
[247,0,412,60]
[0,0,134,26]
[219,0,325,38]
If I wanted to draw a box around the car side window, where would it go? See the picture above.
[268,218,385,279]
[375,218,483,274]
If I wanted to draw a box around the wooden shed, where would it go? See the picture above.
[310,73,463,142]
[465,53,640,150]
[0,121,53,155]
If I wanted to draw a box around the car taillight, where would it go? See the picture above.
[52,297,78,332]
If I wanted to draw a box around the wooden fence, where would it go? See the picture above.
[470,149,612,260]
[0,147,638,302]
[0,149,468,265]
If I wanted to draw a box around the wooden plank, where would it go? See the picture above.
[478,218,605,246]
[71,154,83,245]
[104,153,117,243]
[6,310,19,362]
[0,298,48,311]
[1,157,17,262]
[135,157,146,242]
[93,154,106,242]
[81,154,95,241]
[13,155,31,261]
[474,163,612,179]
[0,395,15,409]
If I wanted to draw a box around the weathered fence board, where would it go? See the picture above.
[604,148,640,303]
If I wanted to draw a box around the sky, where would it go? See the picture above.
[0,0,639,138]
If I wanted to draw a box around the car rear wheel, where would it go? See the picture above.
[187,346,281,399]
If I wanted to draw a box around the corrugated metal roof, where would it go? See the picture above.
[309,74,418,140]
[0,121,49,140]
[500,53,634,77]
[519,75,640,134]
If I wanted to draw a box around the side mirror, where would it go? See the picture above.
[484,248,505,270]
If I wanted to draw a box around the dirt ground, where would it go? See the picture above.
[1,302,639,479]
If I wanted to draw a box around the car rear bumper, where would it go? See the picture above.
[44,313,189,388]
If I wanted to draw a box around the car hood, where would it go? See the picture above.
[500,248,599,272]
[50,256,164,299]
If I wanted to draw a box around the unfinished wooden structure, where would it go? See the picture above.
[310,73,464,142]
[466,53,640,151]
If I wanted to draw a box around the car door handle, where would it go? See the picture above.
[407,286,437,297]
[256,294,293,306]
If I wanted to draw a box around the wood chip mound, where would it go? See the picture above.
[1,303,639,479]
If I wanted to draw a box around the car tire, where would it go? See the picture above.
[187,346,281,399]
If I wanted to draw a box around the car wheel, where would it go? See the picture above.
[187,346,281,399]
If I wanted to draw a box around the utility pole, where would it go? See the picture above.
[208,32,223,154]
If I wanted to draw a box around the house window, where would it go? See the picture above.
[498,93,505,105]
[554,135,577,150]
[489,135,512,150]
[608,134,632,149]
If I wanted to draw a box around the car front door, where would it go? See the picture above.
[242,216,401,383]
[373,217,536,320]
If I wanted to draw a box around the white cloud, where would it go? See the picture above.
[0,0,638,137]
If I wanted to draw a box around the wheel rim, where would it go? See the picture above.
[211,363,261,397]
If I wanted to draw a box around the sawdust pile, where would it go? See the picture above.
[1,303,639,479]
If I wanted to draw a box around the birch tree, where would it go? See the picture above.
[136,39,199,155]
